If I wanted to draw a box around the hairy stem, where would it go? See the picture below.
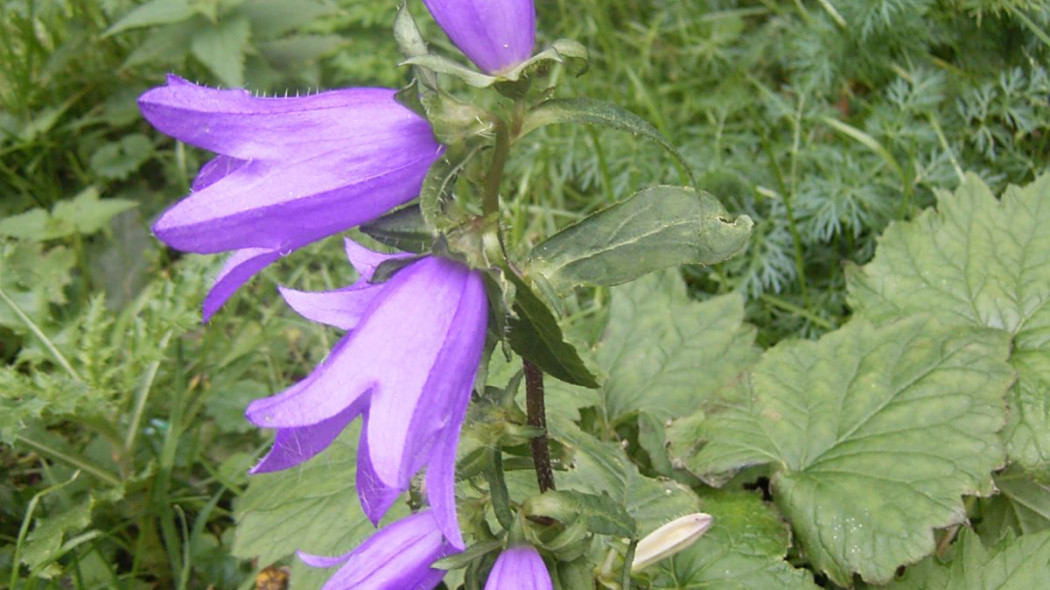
[524,359,556,493]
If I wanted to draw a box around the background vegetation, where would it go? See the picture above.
[2,0,1048,588]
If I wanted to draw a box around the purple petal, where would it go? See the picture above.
[421,268,487,548]
[356,412,404,525]
[344,238,414,281]
[278,282,383,331]
[139,75,435,161]
[362,258,486,488]
[299,511,451,590]
[423,0,536,74]
[192,155,245,191]
[244,331,374,428]
[152,143,439,254]
[202,248,283,322]
[484,546,553,590]
[249,396,367,473]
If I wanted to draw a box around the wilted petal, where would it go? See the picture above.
[298,510,452,590]
[423,0,536,74]
[484,546,553,590]
[203,248,283,322]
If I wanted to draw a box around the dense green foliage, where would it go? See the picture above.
[2,0,1048,588]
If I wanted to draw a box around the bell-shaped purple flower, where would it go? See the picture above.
[245,239,487,549]
[423,0,536,75]
[138,75,442,320]
[484,545,553,590]
[299,510,455,590]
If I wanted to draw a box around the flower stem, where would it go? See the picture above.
[523,359,556,493]
[483,120,510,218]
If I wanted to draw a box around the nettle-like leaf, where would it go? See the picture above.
[847,173,1050,475]
[525,186,752,296]
[680,315,1014,585]
[884,528,1050,589]
[649,491,819,590]
[552,417,699,536]
[547,270,760,430]
[233,424,406,590]
[979,465,1050,540]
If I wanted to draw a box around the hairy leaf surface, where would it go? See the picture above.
[848,173,1050,474]
[686,316,1013,584]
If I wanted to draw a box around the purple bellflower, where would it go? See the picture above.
[423,0,536,74]
[138,75,442,320]
[299,509,455,590]
[484,545,553,590]
[245,239,487,549]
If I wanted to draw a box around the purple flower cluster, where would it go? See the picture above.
[140,1,553,589]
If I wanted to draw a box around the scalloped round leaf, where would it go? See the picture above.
[688,315,1014,585]
[884,528,1050,589]
[649,491,819,590]
[847,173,1050,475]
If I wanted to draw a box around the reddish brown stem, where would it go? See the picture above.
[523,359,556,493]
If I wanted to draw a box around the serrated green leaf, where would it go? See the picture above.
[505,273,600,388]
[22,498,94,577]
[885,528,1050,589]
[238,0,333,38]
[580,271,760,425]
[523,489,636,537]
[526,186,752,295]
[649,491,819,590]
[847,173,1050,475]
[121,19,196,69]
[0,188,136,241]
[103,0,194,37]
[257,35,345,68]
[190,16,251,87]
[233,423,406,589]
[979,465,1050,540]
[520,98,696,187]
[553,417,699,535]
[88,134,154,180]
[0,241,75,331]
[687,315,1014,585]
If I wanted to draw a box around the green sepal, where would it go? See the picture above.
[359,205,434,253]
[400,38,588,89]
[520,98,697,187]
[523,489,637,538]
[419,145,481,233]
[503,271,601,388]
[393,2,439,90]
[525,186,753,295]
[431,540,503,571]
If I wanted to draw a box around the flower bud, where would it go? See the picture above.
[631,512,713,572]
[423,0,536,75]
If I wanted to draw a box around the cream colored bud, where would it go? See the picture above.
[631,512,713,572]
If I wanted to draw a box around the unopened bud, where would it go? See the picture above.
[631,512,713,572]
